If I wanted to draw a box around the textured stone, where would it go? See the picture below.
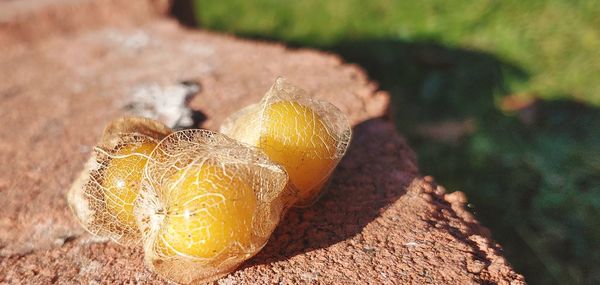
[0,0,524,284]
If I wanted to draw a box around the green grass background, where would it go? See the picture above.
[190,1,600,284]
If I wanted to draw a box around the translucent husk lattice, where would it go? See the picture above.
[68,117,295,284]
[136,129,293,284]
[68,117,173,245]
[221,77,352,206]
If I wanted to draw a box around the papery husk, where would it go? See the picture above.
[221,77,352,207]
[67,117,172,245]
[135,129,295,284]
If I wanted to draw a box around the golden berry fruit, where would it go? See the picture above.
[102,142,156,228]
[157,164,257,259]
[258,101,337,203]
[68,117,172,245]
[138,129,292,284]
[221,78,351,207]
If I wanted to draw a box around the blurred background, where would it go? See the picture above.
[174,1,600,284]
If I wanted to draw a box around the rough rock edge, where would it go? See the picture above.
[417,178,519,283]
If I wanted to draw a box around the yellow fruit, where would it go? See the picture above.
[259,101,337,204]
[158,164,257,259]
[102,142,156,228]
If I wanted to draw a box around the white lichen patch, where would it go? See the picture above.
[125,82,200,129]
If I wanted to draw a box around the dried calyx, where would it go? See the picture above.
[136,129,292,284]
[68,117,172,244]
[221,77,352,207]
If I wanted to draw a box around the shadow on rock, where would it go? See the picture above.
[247,118,419,266]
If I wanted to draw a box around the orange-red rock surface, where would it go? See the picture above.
[0,1,525,284]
